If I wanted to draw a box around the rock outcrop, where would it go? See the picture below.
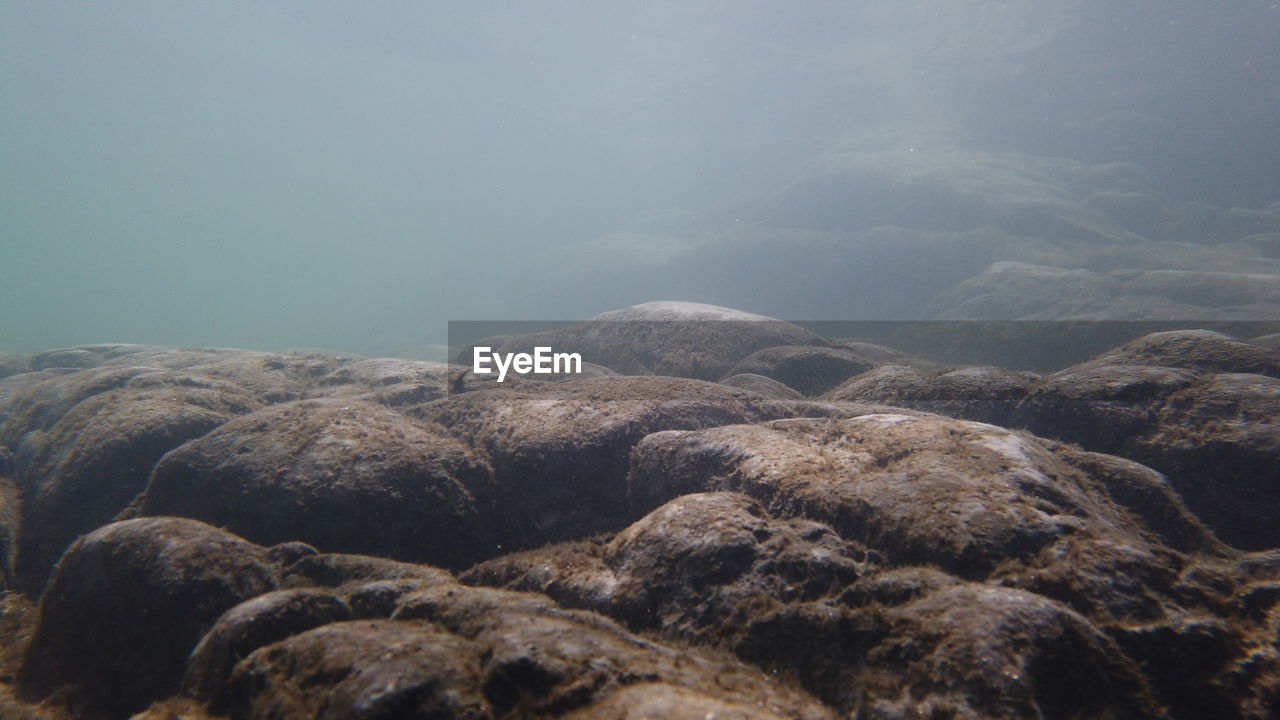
[1018,331,1280,549]
[140,399,499,569]
[411,376,800,549]
[0,315,1277,719]
[16,518,279,719]
[723,345,877,396]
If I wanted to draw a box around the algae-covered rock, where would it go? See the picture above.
[141,399,498,569]
[184,589,353,711]
[825,364,1035,425]
[17,517,278,719]
[717,372,807,399]
[9,371,260,594]
[723,345,877,396]
[628,415,1223,582]
[1020,332,1280,549]
[413,375,797,549]
[221,584,835,720]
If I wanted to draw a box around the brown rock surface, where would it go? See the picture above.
[723,345,877,396]
[412,375,800,549]
[1072,329,1280,377]
[140,399,499,569]
[858,585,1159,719]
[824,364,1035,425]
[183,588,354,711]
[0,347,411,593]
[311,357,454,406]
[628,415,1224,578]
[220,582,834,720]
[7,370,261,595]
[465,487,1217,717]
[0,449,17,591]
[280,551,456,589]
[0,353,31,381]
[717,372,806,399]
[1019,331,1280,549]
[0,329,1277,719]
[226,619,490,719]
[17,517,278,719]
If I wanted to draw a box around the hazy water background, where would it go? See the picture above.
[3,2,1278,356]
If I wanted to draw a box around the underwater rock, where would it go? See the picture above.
[1109,614,1258,720]
[310,356,455,406]
[221,581,834,720]
[2,335,1277,719]
[1020,335,1280,549]
[224,620,490,720]
[0,370,61,415]
[924,261,1120,320]
[464,491,1195,717]
[1071,329,1280,377]
[141,398,499,569]
[601,492,885,710]
[105,347,351,404]
[394,582,834,720]
[0,686,55,720]
[859,585,1161,719]
[627,415,1224,594]
[30,344,162,370]
[6,370,262,595]
[922,365,1037,423]
[0,345,358,461]
[17,517,278,719]
[183,588,354,711]
[722,345,876,396]
[468,301,823,380]
[280,552,455,589]
[0,352,32,381]
[558,683,814,720]
[0,445,15,589]
[926,261,1280,321]
[590,493,879,645]
[824,364,1035,425]
[717,372,806,399]
[413,375,799,550]
[1018,364,1202,450]
[0,365,176,447]
[1122,372,1280,551]
[30,348,99,370]
[825,339,932,367]
[821,364,932,403]
[460,537,618,614]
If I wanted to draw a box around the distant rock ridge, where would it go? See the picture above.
[544,147,1280,324]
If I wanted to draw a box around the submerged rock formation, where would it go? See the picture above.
[0,308,1277,718]
[140,398,499,569]
[16,518,279,719]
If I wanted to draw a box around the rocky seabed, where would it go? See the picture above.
[0,303,1277,719]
